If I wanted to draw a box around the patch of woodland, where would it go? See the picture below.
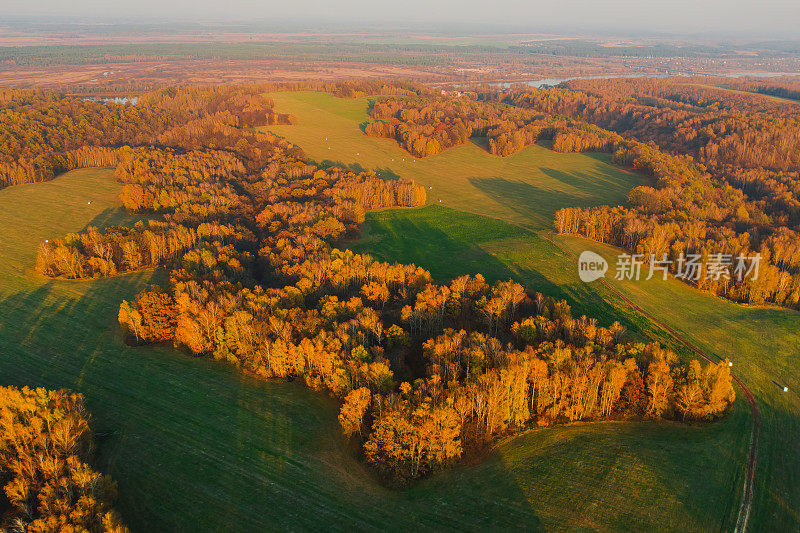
[0,386,128,532]
[363,85,800,309]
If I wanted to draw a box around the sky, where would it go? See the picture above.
[2,0,800,36]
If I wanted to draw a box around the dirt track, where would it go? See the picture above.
[548,234,761,532]
[592,275,760,532]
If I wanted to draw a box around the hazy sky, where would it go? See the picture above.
[3,0,800,36]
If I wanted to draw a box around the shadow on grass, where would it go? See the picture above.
[365,98,377,116]
[317,159,401,181]
[319,159,367,173]
[539,166,635,201]
[348,205,643,335]
[497,408,749,531]
[79,206,153,233]
[349,206,532,281]
[0,267,543,531]
[469,171,637,235]
[469,176,586,229]
[469,136,492,153]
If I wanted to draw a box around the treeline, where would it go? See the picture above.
[115,182,733,482]
[36,147,426,279]
[29,82,733,486]
[552,141,800,306]
[723,77,800,104]
[493,77,800,172]
[0,386,127,532]
[36,221,198,279]
[0,81,430,190]
[365,95,615,158]
[260,80,433,100]
[0,85,294,189]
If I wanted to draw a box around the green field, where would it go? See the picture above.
[555,235,800,531]
[0,169,752,531]
[349,205,647,336]
[263,91,644,229]
[264,90,800,531]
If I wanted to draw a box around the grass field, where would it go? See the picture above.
[0,169,750,531]
[263,91,644,229]
[264,90,800,531]
[349,205,649,336]
[555,235,800,531]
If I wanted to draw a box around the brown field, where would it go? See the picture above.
[0,60,450,90]
[2,28,798,91]
[0,31,578,47]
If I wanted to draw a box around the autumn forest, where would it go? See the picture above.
[0,76,764,528]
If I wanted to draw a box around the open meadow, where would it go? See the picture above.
[263,91,643,229]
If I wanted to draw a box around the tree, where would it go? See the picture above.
[118,300,143,343]
[675,360,706,420]
[0,386,128,532]
[339,387,372,437]
[646,357,674,418]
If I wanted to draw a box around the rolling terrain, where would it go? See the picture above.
[263,91,642,229]
[0,150,748,529]
[264,90,800,531]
